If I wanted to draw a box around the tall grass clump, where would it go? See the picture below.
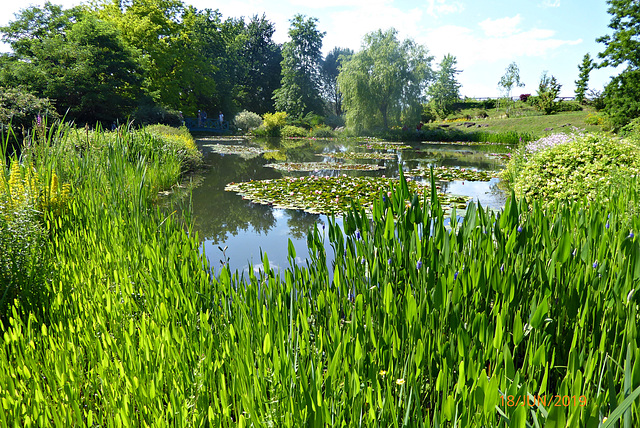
[2,122,640,426]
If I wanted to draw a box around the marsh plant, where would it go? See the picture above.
[2,125,640,426]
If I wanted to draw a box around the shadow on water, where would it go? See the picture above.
[187,136,510,276]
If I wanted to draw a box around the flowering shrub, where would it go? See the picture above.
[233,110,263,134]
[519,94,531,102]
[509,132,640,204]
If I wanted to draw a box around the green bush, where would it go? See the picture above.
[233,110,263,134]
[507,132,640,204]
[281,125,308,138]
[309,125,336,138]
[0,87,59,139]
[255,111,287,137]
[133,100,184,127]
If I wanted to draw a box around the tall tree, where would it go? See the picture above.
[596,0,640,128]
[427,54,462,118]
[338,29,433,130]
[575,53,594,104]
[235,15,282,115]
[321,47,353,116]
[0,3,142,124]
[273,14,325,118]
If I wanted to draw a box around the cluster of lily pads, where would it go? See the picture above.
[359,141,412,150]
[317,152,396,160]
[263,162,385,172]
[201,143,276,158]
[225,175,469,215]
[408,166,498,182]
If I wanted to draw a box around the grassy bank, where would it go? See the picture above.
[1,125,639,426]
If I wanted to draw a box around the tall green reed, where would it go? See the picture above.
[1,125,639,426]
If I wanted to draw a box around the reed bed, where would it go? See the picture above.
[0,125,639,426]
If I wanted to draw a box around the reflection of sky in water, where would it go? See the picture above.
[190,138,509,277]
[204,211,340,278]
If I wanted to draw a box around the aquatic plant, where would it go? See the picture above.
[225,174,468,214]
[263,161,385,172]
[408,165,498,182]
[316,151,396,160]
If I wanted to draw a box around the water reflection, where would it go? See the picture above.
[188,137,509,275]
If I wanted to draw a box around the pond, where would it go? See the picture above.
[187,136,509,277]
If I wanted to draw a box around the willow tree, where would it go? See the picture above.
[337,29,433,130]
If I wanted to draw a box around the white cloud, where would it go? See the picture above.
[540,0,561,8]
[479,15,522,37]
[323,4,424,52]
[426,0,465,18]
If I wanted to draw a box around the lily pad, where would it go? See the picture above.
[359,141,412,150]
[264,162,385,172]
[316,152,396,160]
[225,175,470,215]
[201,143,277,158]
[408,166,498,182]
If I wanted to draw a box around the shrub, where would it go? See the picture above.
[134,101,184,127]
[256,112,287,137]
[281,125,308,138]
[0,87,59,140]
[505,132,640,204]
[309,125,336,138]
[323,115,345,129]
[233,110,263,134]
[519,93,531,102]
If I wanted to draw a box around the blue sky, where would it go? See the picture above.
[1,0,624,97]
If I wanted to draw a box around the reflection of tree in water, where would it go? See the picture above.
[285,209,322,239]
[190,153,280,244]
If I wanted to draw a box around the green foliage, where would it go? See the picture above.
[506,132,640,204]
[338,28,434,131]
[603,69,640,130]
[280,125,308,138]
[309,124,336,138]
[0,5,143,125]
[575,53,594,103]
[427,54,462,118]
[0,87,59,136]
[133,99,184,127]
[534,71,562,115]
[273,15,325,118]
[498,62,524,98]
[2,124,640,425]
[234,14,282,115]
[255,111,287,137]
[321,46,353,116]
[233,110,263,133]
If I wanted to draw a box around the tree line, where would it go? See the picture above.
[1,0,640,133]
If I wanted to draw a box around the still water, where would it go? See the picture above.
[187,137,508,277]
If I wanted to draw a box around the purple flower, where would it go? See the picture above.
[416,260,422,270]
[630,232,635,239]
[500,264,504,273]
[454,271,458,280]
[388,258,392,265]
[356,230,361,240]
[383,195,386,202]
[606,221,610,229]
[361,257,366,264]
[593,261,598,269]
[517,226,523,233]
